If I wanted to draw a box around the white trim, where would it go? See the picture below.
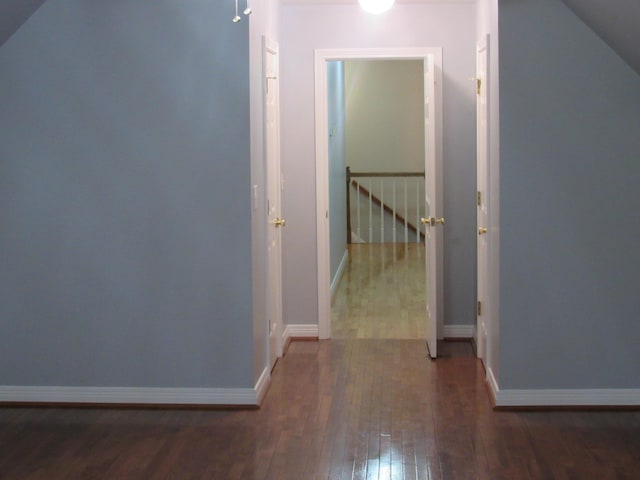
[495,388,640,408]
[486,367,499,405]
[282,324,320,342]
[330,249,349,300]
[486,370,640,407]
[0,385,259,406]
[315,47,443,341]
[254,367,271,406]
[443,325,474,338]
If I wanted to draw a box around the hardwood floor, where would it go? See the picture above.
[1,340,639,479]
[332,244,426,339]
[2,244,639,479]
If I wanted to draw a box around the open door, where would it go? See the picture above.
[314,47,443,341]
[265,37,284,370]
[420,54,443,359]
[476,36,489,362]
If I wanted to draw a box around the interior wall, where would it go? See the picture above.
[280,2,477,328]
[327,61,348,281]
[345,60,424,173]
[499,0,640,389]
[0,0,255,388]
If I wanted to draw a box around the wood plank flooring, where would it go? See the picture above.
[1,340,639,479]
[332,244,426,339]
[2,243,640,479]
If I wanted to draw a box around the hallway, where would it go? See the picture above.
[332,243,427,339]
[2,340,639,479]
[2,246,639,479]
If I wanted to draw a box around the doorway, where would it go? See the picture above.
[314,48,444,356]
[330,59,425,340]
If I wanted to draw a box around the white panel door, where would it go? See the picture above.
[476,36,489,362]
[265,38,284,370]
[421,54,443,359]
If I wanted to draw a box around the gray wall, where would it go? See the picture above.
[0,0,255,388]
[280,3,477,327]
[327,61,348,281]
[499,0,640,389]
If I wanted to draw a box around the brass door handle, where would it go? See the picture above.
[272,218,286,228]
[421,217,445,226]
[478,227,488,235]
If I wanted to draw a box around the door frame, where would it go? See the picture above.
[314,47,443,340]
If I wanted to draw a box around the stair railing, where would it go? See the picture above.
[346,166,425,244]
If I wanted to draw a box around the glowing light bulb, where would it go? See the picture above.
[358,0,395,14]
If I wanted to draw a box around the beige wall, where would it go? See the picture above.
[345,60,424,173]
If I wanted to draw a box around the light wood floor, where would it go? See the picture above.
[332,243,427,339]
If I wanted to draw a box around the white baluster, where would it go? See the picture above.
[392,180,397,244]
[368,178,373,243]
[380,178,384,243]
[416,177,420,243]
[356,181,361,241]
[404,178,408,244]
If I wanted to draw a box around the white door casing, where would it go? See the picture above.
[265,37,284,370]
[314,48,443,343]
[476,35,489,362]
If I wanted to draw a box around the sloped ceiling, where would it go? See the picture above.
[2,0,638,75]
[561,0,640,75]
[0,0,46,46]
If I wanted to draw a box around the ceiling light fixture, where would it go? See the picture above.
[359,0,395,14]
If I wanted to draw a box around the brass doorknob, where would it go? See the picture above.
[435,217,445,225]
[272,218,286,227]
[478,227,488,235]
[421,217,434,226]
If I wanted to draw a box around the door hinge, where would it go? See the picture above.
[477,301,482,316]
[476,78,482,96]
[477,191,482,206]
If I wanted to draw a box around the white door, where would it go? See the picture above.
[476,36,489,362]
[265,38,284,370]
[421,54,443,359]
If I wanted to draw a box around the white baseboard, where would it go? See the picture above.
[443,325,474,338]
[486,369,640,407]
[330,249,349,300]
[486,367,499,405]
[0,384,262,406]
[282,324,319,342]
[254,367,271,406]
[281,323,469,342]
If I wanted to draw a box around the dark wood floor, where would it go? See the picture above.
[1,340,639,479]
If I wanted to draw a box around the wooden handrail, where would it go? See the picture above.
[349,171,425,178]
[346,166,425,244]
